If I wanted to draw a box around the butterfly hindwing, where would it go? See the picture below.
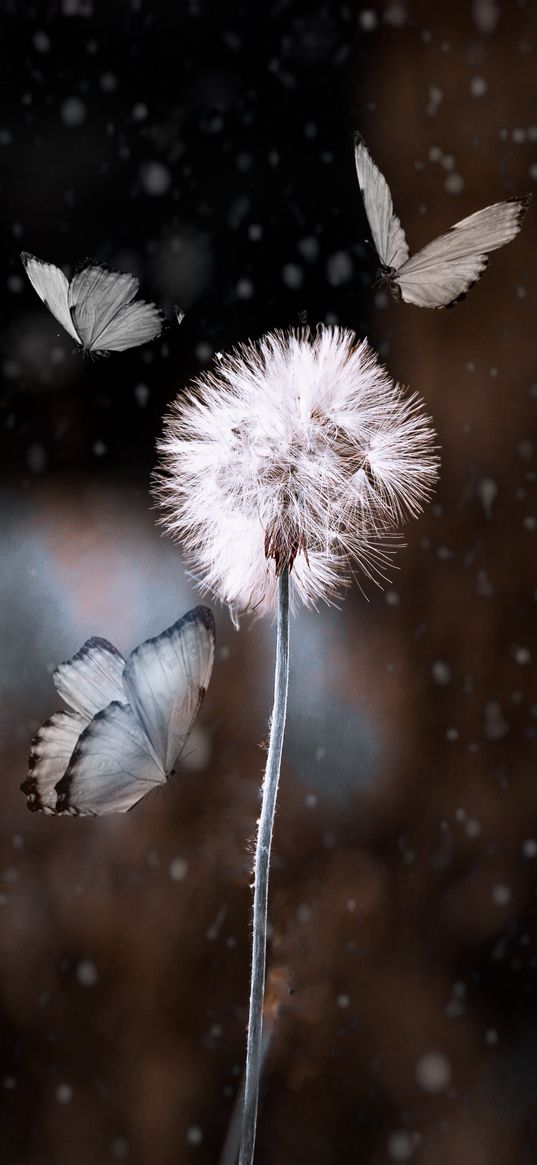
[55,701,165,816]
[68,262,163,351]
[20,252,81,343]
[354,133,410,271]
[395,198,531,308]
[394,253,490,309]
[22,709,88,813]
[54,636,126,719]
[122,606,216,776]
[93,298,165,352]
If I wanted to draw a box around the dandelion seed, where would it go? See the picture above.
[154,326,438,615]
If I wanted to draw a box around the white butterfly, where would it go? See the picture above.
[21,252,164,352]
[22,607,215,816]
[354,133,531,309]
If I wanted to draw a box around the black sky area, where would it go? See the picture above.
[1,1,372,479]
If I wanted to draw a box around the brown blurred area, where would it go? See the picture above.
[1,1,536,1163]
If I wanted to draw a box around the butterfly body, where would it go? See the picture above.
[22,608,215,816]
[21,253,164,353]
[354,133,531,309]
[374,265,403,300]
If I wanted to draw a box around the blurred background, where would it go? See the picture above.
[0,1,536,1162]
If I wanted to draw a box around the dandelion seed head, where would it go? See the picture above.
[154,327,439,614]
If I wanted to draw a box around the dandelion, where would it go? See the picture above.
[154,326,438,1165]
[155,327,438,616]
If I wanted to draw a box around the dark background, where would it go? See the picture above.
[0,1,536,1163]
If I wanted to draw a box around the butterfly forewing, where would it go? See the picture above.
[354,134,410,271]
[54,636,126,719]
[21,253,81,343]
[122,606,216,775]
[55,701,165,815]
[22,709,88,813]
[447,198,531,251]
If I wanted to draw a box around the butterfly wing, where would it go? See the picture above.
[20,252,82,343]
[54,636,126,718]
[55,701,165,815]
[394,196,531,308]
[22,710,88,813]
[95,299,165,351]
[68,262,164,352]
[354,133,410,271]
[122,606,216,775]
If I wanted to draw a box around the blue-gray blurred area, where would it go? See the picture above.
[0,483,194,712]
[1,2,537,1165]
[273,607,381,800]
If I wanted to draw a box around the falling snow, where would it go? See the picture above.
[139,161,172,195]
[2,5,535,1163]
[60,97,87,127]
[415,1051,452,1092]
[76,959,99,986]
[56,1083,73,1105]
[169,857,189,882]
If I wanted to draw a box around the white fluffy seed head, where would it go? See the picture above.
[154,327,439,615]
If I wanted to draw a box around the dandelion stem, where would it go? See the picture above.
[239,569,290,1165]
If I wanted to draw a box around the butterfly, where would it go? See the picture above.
[354,133,531,309]
[21,252,164,352]
[21,607,215,816]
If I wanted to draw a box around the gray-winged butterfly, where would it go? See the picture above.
[354,133,531,309]
[22,607,215,816]
[21,252,164,352]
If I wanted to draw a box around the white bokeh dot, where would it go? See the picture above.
[387,1129,419,1161]
[444,172,464,194]
[76,958,98,987]
[61,97,86,127]
[492,883,511,908]
[470,76,487,97]
[415,1051,451,1092]
[140,161,171,196]
[431,660,451,685]
[281,263,303,289]
[169,857,189,882]
[56,1083,73,1104]
[236,277,254,299]
[33,31,51,52]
